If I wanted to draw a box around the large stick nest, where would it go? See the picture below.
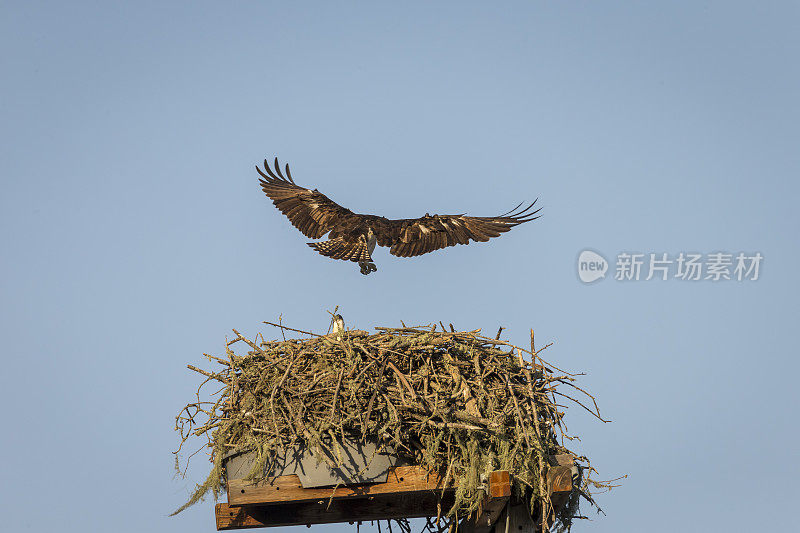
[174,319,611,531]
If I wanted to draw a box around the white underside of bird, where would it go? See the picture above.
[332,314,345,335]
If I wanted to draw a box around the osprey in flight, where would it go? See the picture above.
[257,157,541,275]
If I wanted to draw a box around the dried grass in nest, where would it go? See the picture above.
[173,319,613,531]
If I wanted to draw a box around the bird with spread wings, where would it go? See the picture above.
[257,157,541,275]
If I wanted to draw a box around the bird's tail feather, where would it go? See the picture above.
[308,238,371,263]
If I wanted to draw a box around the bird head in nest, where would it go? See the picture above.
[331,314,345,335]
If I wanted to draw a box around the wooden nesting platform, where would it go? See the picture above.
[214,457,575,531]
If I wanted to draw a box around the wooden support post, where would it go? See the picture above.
[463,470,512,533]
[500,502,538,533]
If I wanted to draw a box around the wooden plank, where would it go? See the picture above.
[468,470,512,533]
[547,465,573,494]
[549,453,575,467]
[216,492,457,530]
[228,465,443,507]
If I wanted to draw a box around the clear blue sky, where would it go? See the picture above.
[2,2,798,532]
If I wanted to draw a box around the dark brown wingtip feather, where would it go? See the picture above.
[285,163,295,184]
[504,199,542,223]
[515,211,543,222]
[261,159,277,181]
[504,199,539,218]
[273,157,286,179]
[256,164,270,181]
[514,208,543,223]
[498,201,525,217]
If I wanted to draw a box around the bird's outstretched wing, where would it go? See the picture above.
[257,158,359,239]
[370,201,542,258]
